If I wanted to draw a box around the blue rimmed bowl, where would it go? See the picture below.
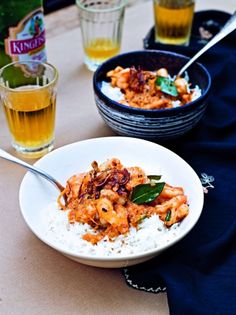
[93,50,211,142]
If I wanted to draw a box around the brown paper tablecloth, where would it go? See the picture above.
[0,1,234,314]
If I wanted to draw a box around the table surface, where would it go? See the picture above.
[0,1,235,314]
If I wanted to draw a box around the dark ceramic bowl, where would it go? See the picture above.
[93,50,211,141]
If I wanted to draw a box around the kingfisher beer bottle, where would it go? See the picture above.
[0,0,47,69]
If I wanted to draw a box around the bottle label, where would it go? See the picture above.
[5,8,47,63]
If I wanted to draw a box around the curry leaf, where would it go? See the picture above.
[165,210,171,221]
[156,76,178,97]
[147,175,162,181]
[131,182,165,205]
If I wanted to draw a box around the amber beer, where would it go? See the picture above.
[153,0,195,45]
[2,86,56,153]
[84,38,120,64]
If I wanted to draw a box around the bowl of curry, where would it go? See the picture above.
[93,50,211,141]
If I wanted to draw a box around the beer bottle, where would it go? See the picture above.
[0,0,47,69]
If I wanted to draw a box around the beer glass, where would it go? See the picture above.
[0,61,58,158]
[76,0,127,71]
[153,0,195,46]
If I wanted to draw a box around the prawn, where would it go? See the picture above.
[125,166,147,190]
[154,195,189,227]
[96,198,129,232]
[107,66,130,90]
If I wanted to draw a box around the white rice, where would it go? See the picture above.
[45,202,181,257]
[101,81,125,102]
[191,85,202,101]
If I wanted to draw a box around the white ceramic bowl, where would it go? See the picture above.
[19,137,204,268]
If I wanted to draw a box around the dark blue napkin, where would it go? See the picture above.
[124,12,236,315]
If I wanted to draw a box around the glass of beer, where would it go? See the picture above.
[0,61,58,158]
[76,0,127,72]
[153,0,195,46]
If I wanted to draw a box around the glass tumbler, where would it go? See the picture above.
[76,0,127,71]
[153,0,195,46]
[0,60,58,158]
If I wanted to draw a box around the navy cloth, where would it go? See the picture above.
[43,0,74,14]
[124,12,236,315]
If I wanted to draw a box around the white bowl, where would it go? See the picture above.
[19,137,204,268]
